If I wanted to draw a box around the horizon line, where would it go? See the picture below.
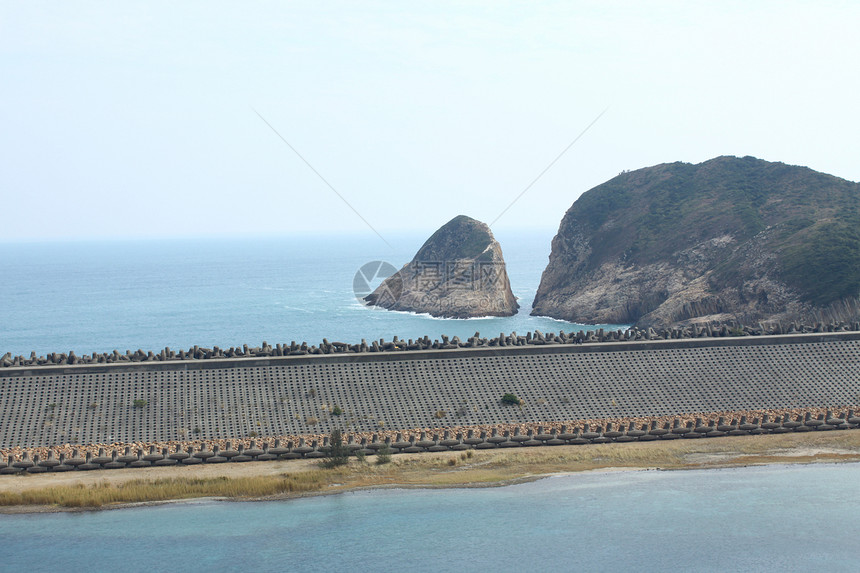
[0,226,560,245]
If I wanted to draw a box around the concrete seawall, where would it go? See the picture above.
[1,332,859,450]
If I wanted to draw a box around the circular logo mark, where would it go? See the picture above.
[353,260,402,306]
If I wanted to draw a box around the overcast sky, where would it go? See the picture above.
[2,1,858,243]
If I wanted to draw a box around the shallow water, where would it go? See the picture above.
[2,463,858,571]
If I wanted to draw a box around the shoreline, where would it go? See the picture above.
[2,430,858,514]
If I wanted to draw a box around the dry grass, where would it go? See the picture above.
[0,472,332,508]
[333,431,860,488]
[2,431,859,510]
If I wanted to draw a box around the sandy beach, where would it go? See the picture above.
[2,430,858,513]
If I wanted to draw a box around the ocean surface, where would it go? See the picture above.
[0,230,622,357]
[2,463,859,571]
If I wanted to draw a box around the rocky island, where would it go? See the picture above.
[532,156,860,328]
[365,215,518,318]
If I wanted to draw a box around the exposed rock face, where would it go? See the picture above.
[532,156,860,328]
[365,215,519,318]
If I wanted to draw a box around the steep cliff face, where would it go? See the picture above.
[365,215,519,318]
[532,156,860,328]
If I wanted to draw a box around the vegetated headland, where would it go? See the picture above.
[533,156,860,328]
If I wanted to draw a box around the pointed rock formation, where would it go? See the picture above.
[365,215,519,318]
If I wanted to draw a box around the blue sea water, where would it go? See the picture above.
[2,463,859,571]
[0,230,622,357]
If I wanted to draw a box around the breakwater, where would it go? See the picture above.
[2,407,858,474]
[1,331,859,454]
[3,321,858,368]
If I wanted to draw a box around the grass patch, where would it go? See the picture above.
[376,443,393,465]
[319,429,349,468]
[0,473,330,509]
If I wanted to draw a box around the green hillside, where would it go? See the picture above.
[562,156,860,306]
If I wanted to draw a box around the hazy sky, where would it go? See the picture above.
[2,1,858,243]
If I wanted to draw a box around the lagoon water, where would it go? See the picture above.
[2,463,859,571]
[0,230,621,357]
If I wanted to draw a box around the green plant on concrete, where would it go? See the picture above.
[331,405,343,416]
[376,443,392,465]
[320,429,349,468]
[501,393,521,406]
[133,399,147,408]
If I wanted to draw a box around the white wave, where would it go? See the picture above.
[282,305,314,313]
[528,313,632,329]
[349,305,506,321]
